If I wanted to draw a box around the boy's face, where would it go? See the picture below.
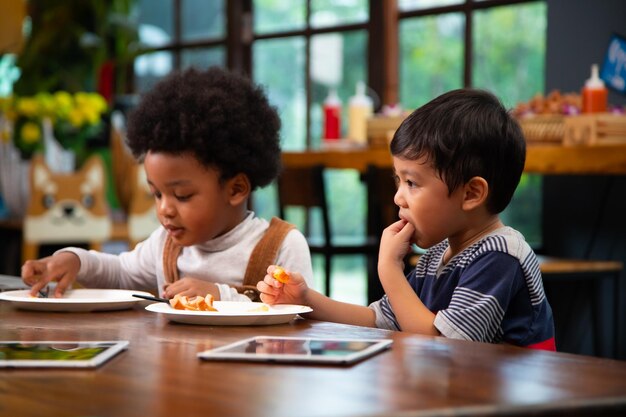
[143,151,239,246]
[392,156,466,249]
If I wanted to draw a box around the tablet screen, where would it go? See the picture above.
[0,341,129,368]
[197,336,392,365]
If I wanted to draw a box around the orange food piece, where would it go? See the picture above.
[169,294,217,311]
[272,266,290,284]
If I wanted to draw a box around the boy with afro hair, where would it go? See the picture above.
[23,67,314,301]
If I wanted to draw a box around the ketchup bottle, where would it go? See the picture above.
[582,64,608,113]
[323,89,341,140]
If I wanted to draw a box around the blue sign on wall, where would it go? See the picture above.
[601,33,626,94]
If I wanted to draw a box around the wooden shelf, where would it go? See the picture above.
[282,143,626,175]
[525,143,626,174]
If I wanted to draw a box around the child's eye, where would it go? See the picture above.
[405,180,416,188]
[175,194,192,201]
[152,191,162,199]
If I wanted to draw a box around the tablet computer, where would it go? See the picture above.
[0,341,129,368]
[197,336,392,365]
[0,274,28,292]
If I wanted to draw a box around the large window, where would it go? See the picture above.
[133,1,546,146]
[132,0,547,302]
[397,0,546,246]
[134,0,226,93]
[251,0,370,300]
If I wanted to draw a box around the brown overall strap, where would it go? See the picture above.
[233,217,295,300]
[243,217,295,286]
[162,235,183,284]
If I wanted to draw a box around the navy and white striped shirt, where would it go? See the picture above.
[370,227,556,350]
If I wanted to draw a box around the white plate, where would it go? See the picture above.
[145,301,313,326]
[0,289,154,312]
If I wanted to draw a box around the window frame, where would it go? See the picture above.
[133,0,544,148]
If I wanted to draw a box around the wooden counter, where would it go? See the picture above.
[282,143,626,175]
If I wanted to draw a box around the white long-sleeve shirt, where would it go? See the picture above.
[61,212,314,301]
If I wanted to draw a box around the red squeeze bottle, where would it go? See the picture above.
[323,89,341,140]
[582,64,608,113]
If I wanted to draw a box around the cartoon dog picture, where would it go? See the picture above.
[22,155,112,262]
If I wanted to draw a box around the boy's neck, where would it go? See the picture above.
[217,204,250,238]
[444,216,504,263]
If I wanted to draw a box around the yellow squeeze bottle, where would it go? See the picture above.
[347,81,373,144]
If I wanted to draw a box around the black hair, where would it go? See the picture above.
[126,67,282,190]
[390,88,526,214]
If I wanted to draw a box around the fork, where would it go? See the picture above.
[38,287,49,298]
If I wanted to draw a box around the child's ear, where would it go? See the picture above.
[461,176,488,211]
[226,173,251,206]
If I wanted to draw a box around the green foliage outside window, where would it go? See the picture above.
[253,2,547,300]
[133,0,547,302]
[400,13,464,109]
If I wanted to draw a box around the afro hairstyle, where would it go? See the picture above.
[126,67,282,190]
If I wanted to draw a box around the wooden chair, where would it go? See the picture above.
[362,165,398,303]
[539,255,623,358]
[276,164,378,296]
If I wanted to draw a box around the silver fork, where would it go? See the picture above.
[38,286,49,298]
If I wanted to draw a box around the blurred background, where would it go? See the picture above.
[1,0,625,357]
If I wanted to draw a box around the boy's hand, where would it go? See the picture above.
[378,219,415,274]
[21,252,80,298]
[257,265,308,305]
[162,277,220,300]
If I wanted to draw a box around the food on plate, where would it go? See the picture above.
[272,266,290,284]
[247,304,270,313]
[169,294,217,311]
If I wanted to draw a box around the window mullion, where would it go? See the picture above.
[464,2,472,87]
[227,0,252,76]
[369,0,399,109]
[174,0,181,70]
[305,0,312,148]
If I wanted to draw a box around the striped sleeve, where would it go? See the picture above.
[369,295,401,331]
[435,287,504,342]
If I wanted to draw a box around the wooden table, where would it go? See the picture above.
[282,143,626,174]
[2,303,626,417]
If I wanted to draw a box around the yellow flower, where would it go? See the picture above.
[76,93,107,119]
[67,107,85,127]
[53,91,73,118]
[35,92,56,117]
[82,107,101,125]
[89,93,108,114]
[4,91,107,159]
[16,97,40,118]
[20,121,42,144]
[74,92,90,107]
